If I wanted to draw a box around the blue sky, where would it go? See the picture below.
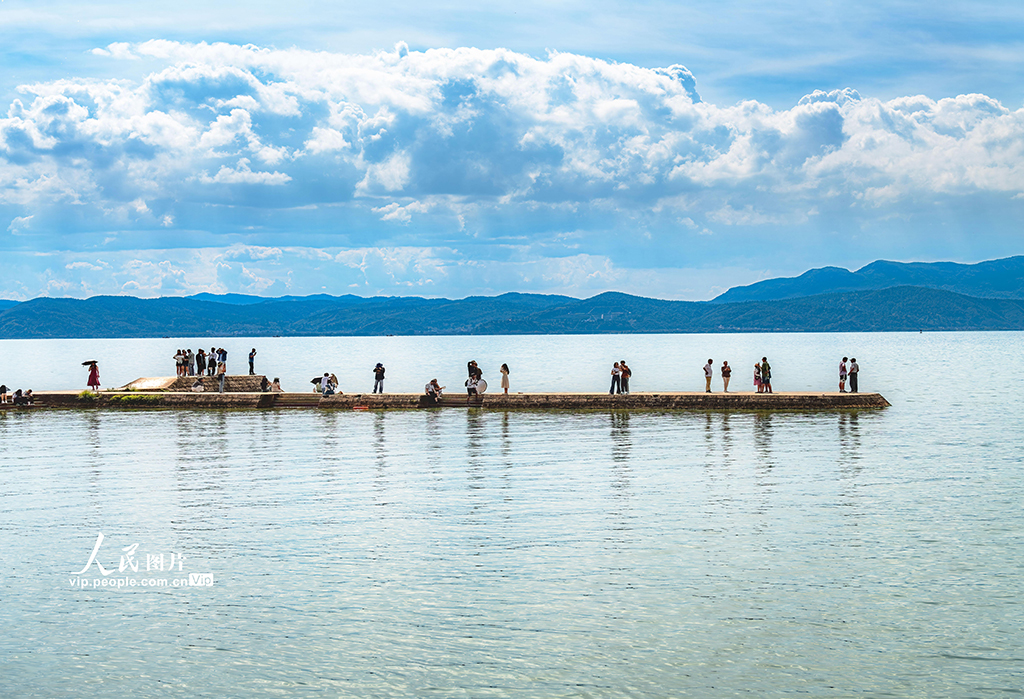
[2,1,1024,300]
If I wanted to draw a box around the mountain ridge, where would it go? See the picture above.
[712,255,1024,303]
[2,285,1023,338]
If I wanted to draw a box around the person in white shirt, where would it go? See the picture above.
[839,357,848,392]
[466,376,479,404]
[425,379,443,405]
[191,378,205,392]
[704,359,714,393]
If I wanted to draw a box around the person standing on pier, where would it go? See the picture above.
[849,358,859,393]
[620,361,631,394]
[610,362,622,394]
[209,347,217,375]
[187,349,195,376]
[760,357,772,393]
[754,363,762,392]
[500,363,510,394]
[249,348,257,375]
[704,359,714,392]
[373,363,386,393]
[839,357,848,392]
[217,361,227,393]
[86,361,101,391]
[196,349,207,377]
[721,361,732,392]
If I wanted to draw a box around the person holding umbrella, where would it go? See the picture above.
[84,361,100,391]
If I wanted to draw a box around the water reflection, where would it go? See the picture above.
[372,411,389,506]
[720,413,734,465]
[753,412,774,468]
[610,411,631,462]
[500,412,511,459]
[838,412,861,459]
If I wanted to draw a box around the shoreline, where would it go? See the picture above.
[7,389,891,411]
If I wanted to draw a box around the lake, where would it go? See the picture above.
[0,332,1021,697]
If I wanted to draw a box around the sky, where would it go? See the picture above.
[2,1,1024,301]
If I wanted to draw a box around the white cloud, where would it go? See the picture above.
[373,200,432,223]
[3,41,1023,216]
[7,215,33,234]
[197,158,291,185]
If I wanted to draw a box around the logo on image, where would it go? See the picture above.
[68,532,212,590]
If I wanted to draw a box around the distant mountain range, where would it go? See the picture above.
[712,255,1024,303]
[1,256,1023,338]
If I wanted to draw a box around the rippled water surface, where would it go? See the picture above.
[1,333,1022,697]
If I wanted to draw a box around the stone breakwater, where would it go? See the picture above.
[20,389,890,411]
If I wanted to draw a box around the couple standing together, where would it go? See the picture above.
[610,361,631,394]
[839,357,859,393]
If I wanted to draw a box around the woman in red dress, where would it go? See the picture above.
[87,362,100,391]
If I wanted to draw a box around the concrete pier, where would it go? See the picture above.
[11,386,890,412]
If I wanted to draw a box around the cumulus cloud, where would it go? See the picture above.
[373,200,432,223]
[2,40,1024,299]
[7,215,33,234]
[197,158,291,185]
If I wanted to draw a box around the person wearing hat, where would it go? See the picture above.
[373,363,386,393]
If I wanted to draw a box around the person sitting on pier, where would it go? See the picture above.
[321,372,339,396]
[12,389,28,406]
[191,378,205,392]
[260,376,271,392]
[466,375,480,403]
[271,378,283,392]
[24,389,33,404]
[0,384,8,404]
[425,379,443,404]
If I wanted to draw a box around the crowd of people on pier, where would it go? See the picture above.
[0,345,869,405]
[173,348,232,378]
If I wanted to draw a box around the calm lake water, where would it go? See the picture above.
[1,333,1021,697]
